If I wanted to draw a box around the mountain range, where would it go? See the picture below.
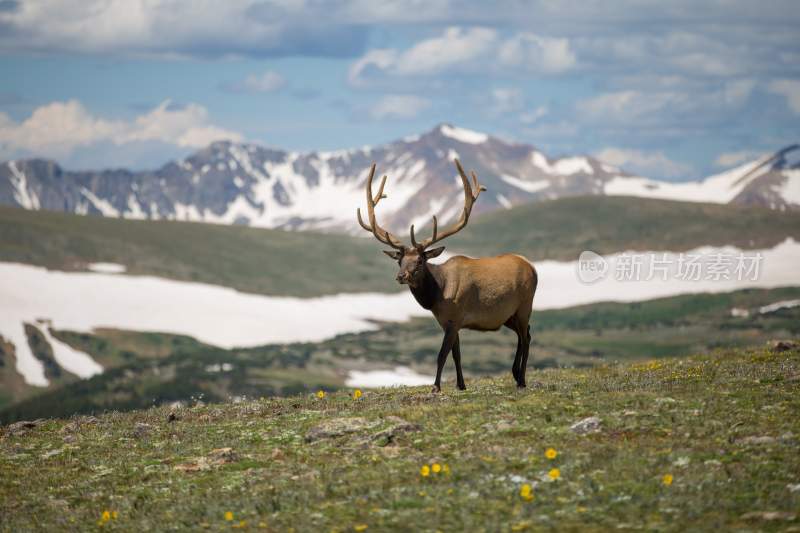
[1,124,798,233]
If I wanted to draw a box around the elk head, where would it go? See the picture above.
[356,159,486,288]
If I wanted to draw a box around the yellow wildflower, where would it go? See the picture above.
[353,389,362,399]
[432,463,442,473]
[519,484,534,502]
[662,473,673,486]
[224,511,234,521]
[545,447,557,460]
[548,468,561,480]
[420,465,430,477]
[442,464,451,474]
[111,511,118,520]
[316,390,325,399]
[354,524,369,531]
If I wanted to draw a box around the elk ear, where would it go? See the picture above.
[383,250,403,260]
[424,246,446,259]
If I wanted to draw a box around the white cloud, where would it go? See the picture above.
[498,33,576,73]
[768,80,800,114]
[519,106,549,124]
[594,147,692,178]
[576,79,757,126]
[368,95,431,120]
[714,150,762,167]
[394,27,496,75]
[0,0,367,59]
[490,88,524,114]
[0,100,242,159]
[348,27,576,85]
[577,90,680,123]
[233,70,286,93]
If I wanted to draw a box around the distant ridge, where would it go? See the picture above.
[1,124,798,233]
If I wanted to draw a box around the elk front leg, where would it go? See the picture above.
[432,322,458,393]
[452,333,466,390]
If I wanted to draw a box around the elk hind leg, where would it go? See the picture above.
[505,316,523,384]
[517,317,533,389]
[452,333,466,390]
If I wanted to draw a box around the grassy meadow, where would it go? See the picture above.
[1,344,798,531]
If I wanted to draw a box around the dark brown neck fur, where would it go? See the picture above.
[408,262,442,311]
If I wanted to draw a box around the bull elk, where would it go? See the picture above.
[357,159,538,392]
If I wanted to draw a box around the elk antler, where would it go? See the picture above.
[410,159,486,250]
[356,163,405,250]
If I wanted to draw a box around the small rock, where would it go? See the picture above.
[207,447,237,465]
[673,456,690,467]
[132,422,152,439]
[174,447,238,472]
[41,448,63,459]
[371,416,421,444]
[4,419,44,437]
[768,340,798,353]
[740,511,796,521]
[570,416,602,435]
[787,483,800,493]
[271,448,285,460]
[305,417,373,442]
[62,434,77,444]
[738,436,777,445]
[655,397,677,405]
[60,416,99,434]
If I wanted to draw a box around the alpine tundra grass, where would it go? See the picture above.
[1,344,798,531]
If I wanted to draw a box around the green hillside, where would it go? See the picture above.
[2,196,798,297]
[0,205,394,297]
[1,345,798,531]
[447,196,800,260]
[2,287,798,423]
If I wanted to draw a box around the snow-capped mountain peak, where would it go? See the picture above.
[1,125,797,235]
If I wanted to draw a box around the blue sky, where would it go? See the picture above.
[0,1,798,180]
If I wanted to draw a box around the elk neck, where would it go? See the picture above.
[408,261,443,311]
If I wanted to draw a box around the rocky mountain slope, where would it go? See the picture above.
[2,124,797,233]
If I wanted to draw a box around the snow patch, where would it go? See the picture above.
[604,157,770,204]
[346,366,432,388]
[8,161,40,209]
[80,188,119,216]
[496,193,512,209]
[553,157,594,175]
[500,174,550,193]
[38,321,103,379]
[439,125,488,144]
[87,262,126,274]
[779,169,800,205]
[530,152,594,176]
[759,299,800,314]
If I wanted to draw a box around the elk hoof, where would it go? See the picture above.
[431,385,441,393]
[457,383,467,391]
[516,382,527,389]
